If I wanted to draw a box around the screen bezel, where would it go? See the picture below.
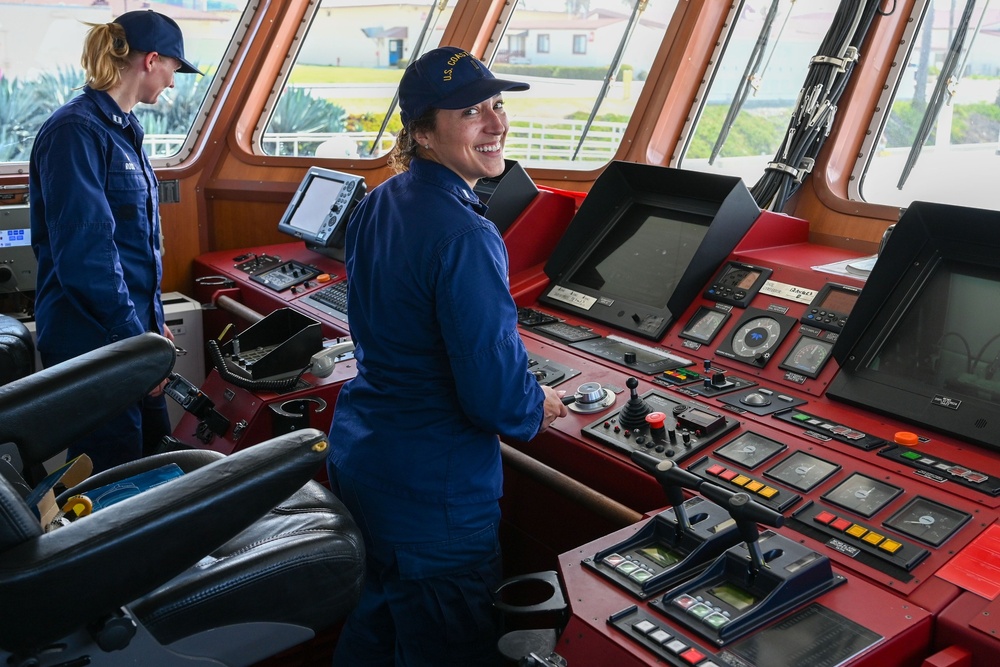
[276,166,366,260]
[540,163,760,340]
[828,201,1000,452]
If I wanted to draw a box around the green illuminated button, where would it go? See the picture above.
[792,413,811,422]
[616,561,639,574]
[703,612,730,629]
[687,603,714,619]
[630,568,653,583]
[901,451,922,461]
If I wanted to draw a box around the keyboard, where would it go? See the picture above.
[534,321,600,343]
[302,281,349,323]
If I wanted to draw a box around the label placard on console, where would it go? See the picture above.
[759,280,817,304]
[547,285,597,310]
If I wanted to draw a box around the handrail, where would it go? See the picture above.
[500,441,643,528]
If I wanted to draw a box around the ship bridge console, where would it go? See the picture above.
[183,162,999,667]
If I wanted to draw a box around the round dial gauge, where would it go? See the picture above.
[822,473,902,518]
[885,496,971,546]
[765,451,841,492]
[731,317,783,358]
[715,432,786,470]
[790,342,830,372]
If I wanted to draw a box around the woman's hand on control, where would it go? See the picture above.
[539,385,569,432]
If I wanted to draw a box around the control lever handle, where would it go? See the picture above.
[699,483,784,578]
[631,452,703,533]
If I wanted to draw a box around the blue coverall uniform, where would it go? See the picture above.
[328,158,547,666]
[29,86,170,473]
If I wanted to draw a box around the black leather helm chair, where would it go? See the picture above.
[0,328,364,666]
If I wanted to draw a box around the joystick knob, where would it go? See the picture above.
[618,377,652,431]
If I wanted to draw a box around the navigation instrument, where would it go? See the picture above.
[884,496,971,546]
[765,452,841,492]
[821,473,902,518]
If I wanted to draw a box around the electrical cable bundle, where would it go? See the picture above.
[750,0,889,211]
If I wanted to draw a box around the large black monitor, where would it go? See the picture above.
[828,201,1000,452]
[277,166,366,261]
[539,163,760,340]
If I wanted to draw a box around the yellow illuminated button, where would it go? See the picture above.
[846,524,868,539]
[744,480,764,492]
[880,539,903,554]
[757,486,779,499]
[732,475,752,487]
[863,532,885,546]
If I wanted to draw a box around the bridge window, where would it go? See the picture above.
[490,0,679,170]
[259,0,453,159]
[853,0,999,212]
[262,0,679,169]
[0,2,251,168]
[676,0,846,186]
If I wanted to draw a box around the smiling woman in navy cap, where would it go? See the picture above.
[28,11,201,473]
[327,46,568,665]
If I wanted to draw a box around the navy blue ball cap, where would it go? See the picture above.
[114,10,202,75]
[398,46,528,125]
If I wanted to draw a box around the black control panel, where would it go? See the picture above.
[249,260,321,292]
[704,262,772,308]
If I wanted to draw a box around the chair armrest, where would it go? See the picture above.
[0,428,330,655]
[0,333,176,468]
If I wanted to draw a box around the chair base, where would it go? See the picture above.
[2,615,317,667]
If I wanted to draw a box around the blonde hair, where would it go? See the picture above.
[387,109,437,173]
[80,22,133,91]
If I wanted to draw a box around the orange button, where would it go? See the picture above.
[894,431,919,446]
[316,273,333,283]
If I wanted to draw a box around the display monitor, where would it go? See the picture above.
[540,163,761,340]
[277,166,366,261]
[0,205,37,292]
[828,201,1000,452]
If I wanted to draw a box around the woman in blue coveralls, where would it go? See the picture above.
[29,10,202,473]
[327,46,569,666]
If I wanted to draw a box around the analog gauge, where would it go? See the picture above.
[715,432,786,470]
[681,307,730,344]
[765,451,841,492]
[731,317,782,358]
[822,473,902,518]
[780,336,834,378]
[885,496,971,546]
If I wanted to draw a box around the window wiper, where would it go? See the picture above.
[367,0,449,157]
[710,0,787,165]
[897,0,978,189]
[571,0,647,161]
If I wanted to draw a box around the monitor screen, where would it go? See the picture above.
[277,167,366,259]
[565,204,710,310]
[0,205,37,291]
[828,201,1000,452]
[540,163,760,340]
[817,286,859,314]
[0,228,30,248]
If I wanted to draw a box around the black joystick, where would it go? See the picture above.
[699,483,783,580]
[618,377,652,431]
